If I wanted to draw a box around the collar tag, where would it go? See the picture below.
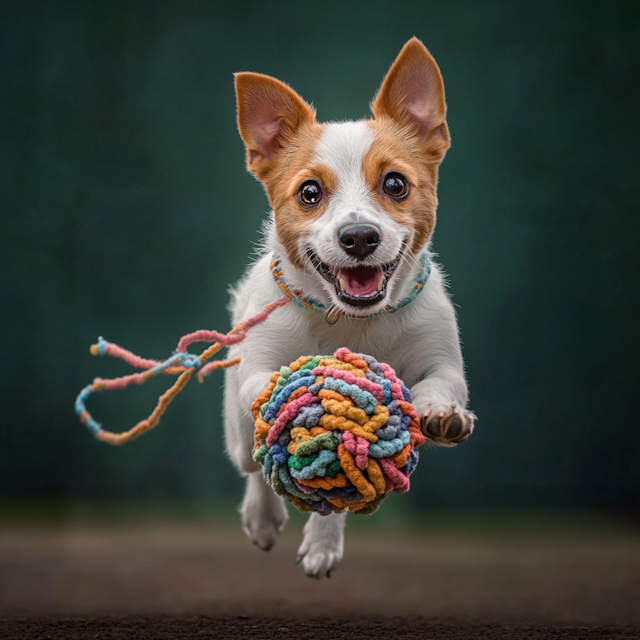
[325,306,342,325]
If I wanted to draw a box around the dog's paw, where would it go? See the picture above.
[421,402,474,446]
[297,513,345,579]
[240,477,288,551]
[297,537,343,579]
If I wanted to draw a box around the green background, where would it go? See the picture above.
[1,0,639,516]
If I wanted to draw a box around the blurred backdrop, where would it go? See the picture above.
[1,0,639,520]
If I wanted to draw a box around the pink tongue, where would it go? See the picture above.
[337,268,383,297]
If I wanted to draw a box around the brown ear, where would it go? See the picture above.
[234,72,316,179]
[371,38,450,155]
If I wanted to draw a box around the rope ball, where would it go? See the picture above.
[252,348,425,515]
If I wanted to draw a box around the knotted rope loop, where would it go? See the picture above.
[75,296,291,445]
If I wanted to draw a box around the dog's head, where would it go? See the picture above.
[235,38,450,316]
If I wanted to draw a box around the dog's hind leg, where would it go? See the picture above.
[297,511,346,579]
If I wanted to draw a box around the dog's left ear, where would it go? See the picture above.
[371,37,450,156]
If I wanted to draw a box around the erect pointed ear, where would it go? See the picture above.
[371,37,450,154]
[234,72,316,179]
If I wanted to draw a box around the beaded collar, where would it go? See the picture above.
[270,252,430,323]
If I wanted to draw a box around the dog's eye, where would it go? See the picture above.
[383,172,409,199]
[298,180,323,206]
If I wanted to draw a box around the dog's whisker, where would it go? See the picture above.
[302,251,317,274]
[399,241,421,272]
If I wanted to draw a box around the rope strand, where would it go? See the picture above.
[75,296,290,445]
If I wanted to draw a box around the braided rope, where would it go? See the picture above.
[252,348,425,515]
[270,251,431,321]
[75,297,291,445]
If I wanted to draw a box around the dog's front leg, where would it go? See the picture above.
[297,511,346,579]
[224,303,314,552]
[224,366,282,473]
[224,365,290,550]
[240,469,288,551]
[237,362,346,577]
[394,277,476,447]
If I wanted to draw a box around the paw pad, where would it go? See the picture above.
[422,406,473,445]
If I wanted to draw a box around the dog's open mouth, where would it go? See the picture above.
[307,250,402,307]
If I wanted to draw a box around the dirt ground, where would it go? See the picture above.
[1,520,639,639]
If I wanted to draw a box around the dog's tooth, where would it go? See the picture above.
[377,275,386,291]
[339,278,346,291]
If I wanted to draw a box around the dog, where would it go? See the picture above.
[224,37,474,579]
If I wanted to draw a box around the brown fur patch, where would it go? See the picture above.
[363,117,444,254]
[260,122,339,269]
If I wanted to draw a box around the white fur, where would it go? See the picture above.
[223,123,472,579]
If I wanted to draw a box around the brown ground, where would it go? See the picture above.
[1,518,639,638]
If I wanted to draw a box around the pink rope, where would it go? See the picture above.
[342,431,371,470]
[98,373,147,390]
[101,343,164,371]
[379,458,410,493]
[177,296,290,352]
[380,362,405,401]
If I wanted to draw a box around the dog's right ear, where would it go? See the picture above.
[235,72,316,180]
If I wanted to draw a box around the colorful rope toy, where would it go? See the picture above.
[251,349,425,515]
[75,297,290,445]
[75,295,425,515]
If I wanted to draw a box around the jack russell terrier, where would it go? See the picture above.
[224,37,474,578]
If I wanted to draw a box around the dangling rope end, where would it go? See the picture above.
[91,337,108,357]
[77,297,288,445]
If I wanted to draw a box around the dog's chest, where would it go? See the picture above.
[304,312,404,367]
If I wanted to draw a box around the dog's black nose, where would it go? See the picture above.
[338,224,381,258]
